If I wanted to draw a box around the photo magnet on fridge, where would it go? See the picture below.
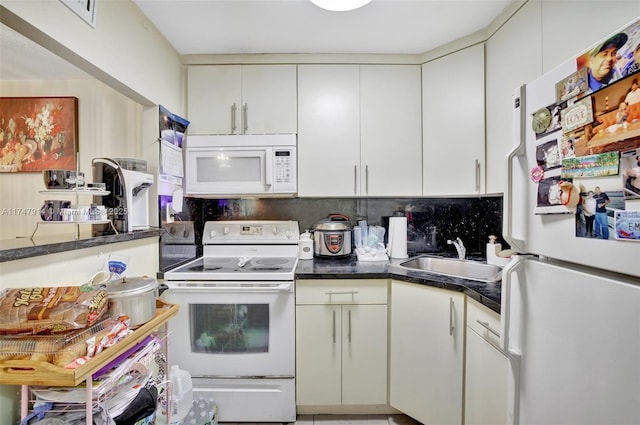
[556,68,588,103]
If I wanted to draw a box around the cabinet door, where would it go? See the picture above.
[422,44,485,195]
[465,328,508,425]
[297,65,361,196]
[341,304,388,405]
[390,281,464,425]
[241,65,297,134]
[295,304,342,405]
[187,65,242,135]
[360,65,422,196]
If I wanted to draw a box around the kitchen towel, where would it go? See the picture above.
[387,216,408,259]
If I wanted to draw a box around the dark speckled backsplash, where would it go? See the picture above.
[160,195,505,271]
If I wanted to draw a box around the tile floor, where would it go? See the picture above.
[220,414,422,425]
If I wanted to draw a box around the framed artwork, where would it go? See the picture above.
[0,97,78,173]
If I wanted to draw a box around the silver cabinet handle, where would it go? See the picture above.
[231,103,237,134]
[476,320,501,338]
[325,290,359,295]
[348,309,352,343]
[326,290,358,303]
[449,297,455,336]
[354,165,358,195]
[365,165,369,195]
[243,103,248,134]
[475,159,481,192]
[332,310,336,344]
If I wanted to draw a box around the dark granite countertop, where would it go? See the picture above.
[296,254,502,314]
[0,229,163,263]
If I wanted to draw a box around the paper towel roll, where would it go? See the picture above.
[388,216,408,259]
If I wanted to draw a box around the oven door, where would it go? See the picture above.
[162,281,294,377]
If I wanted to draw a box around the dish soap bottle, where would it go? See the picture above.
[487,235,511,266]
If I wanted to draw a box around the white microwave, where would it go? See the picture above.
[185,134,297,197]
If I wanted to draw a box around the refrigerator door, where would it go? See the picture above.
[503,257,640,424]
[506,72,640,277]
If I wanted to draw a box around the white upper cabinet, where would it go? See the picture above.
[187,65,297,135]
[298,65,361,196]
[360,65,422,196]
[298,64,422,197]
[422,44,485,195]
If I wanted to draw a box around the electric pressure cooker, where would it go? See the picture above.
[311,214,352,257]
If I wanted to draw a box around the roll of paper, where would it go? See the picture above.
[388,216,408,259]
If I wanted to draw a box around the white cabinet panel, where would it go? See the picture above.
[188,65,242,135]
[464,298,508,425]
[360,65,422,196]
[341,304,388,405]
[296,279,388,407]
[298,65,422,197]
[241,65,297,134]
[390,281,464,425]
[295,304,342,405]
[422,44,485,195]
[298,65,361,196]
[187,65,296,135]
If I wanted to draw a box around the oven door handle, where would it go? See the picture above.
[164,282,293,293]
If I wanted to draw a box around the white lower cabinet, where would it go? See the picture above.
[296,279,388,406]
[389,280,465,424]
[465,297,508,425]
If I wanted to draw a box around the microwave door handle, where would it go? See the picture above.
[265,148,273,186]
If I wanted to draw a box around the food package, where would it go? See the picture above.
[0,314,118,364]
[0,285,108,335]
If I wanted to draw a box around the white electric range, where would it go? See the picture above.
[162,220,300,423]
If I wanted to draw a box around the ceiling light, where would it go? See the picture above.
[310,0,373,12]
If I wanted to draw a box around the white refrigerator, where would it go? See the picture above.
[503,18,640,425]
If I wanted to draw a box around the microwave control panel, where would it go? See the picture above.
[274,148,296,191]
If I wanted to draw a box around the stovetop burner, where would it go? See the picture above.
[256,258,289,265]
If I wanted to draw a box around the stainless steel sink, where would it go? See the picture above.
[398,255,503,283]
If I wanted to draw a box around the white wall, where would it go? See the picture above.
[1,0,183,111]
[0,79,144,239]
[485,0,640,193]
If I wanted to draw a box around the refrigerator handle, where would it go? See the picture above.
[502,254,524,425]
[504,85,527,254]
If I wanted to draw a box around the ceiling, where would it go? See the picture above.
[0,0,515,82]
[133,0,514,55]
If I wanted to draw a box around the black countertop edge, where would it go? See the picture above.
[295,255,502,314]
[0,229,163,263]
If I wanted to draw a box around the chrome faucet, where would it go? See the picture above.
[447,237,466,260]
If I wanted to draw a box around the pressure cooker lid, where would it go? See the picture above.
[315,220,350,231]
[105,276,158,298]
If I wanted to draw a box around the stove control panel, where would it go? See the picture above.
[240,225,263,236]
[203,220,300,244]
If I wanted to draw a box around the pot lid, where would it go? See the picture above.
[315,220,350,231]
[313,214,351,231]
[105,276,158,298]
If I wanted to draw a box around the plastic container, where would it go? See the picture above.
[170,365,194,424]
[0,314,116,363]
[298,231,314,260]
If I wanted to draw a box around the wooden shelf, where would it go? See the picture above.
[0,300,178,387]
